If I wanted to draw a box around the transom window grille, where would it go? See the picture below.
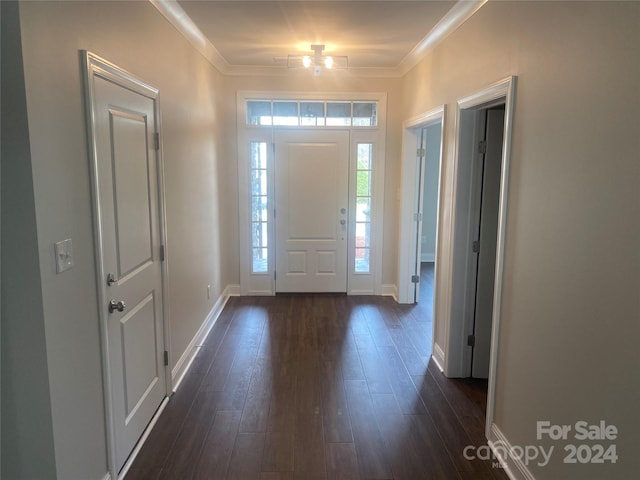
[247,100,377,127]
[355,143,373,273]
[250,142,268,273]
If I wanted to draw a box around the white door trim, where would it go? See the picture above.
[82,51,171,479]
[398,106,446,304]
[236,91,387,296]
[442,76,516,439]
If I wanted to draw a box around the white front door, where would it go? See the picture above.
[275,130,349,292]
[91,71,167,471]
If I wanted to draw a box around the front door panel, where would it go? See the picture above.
[275,130,349,292]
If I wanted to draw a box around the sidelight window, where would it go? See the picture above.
[355,143,373,273]
[250,142,268,273]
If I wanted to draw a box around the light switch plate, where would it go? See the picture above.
[55,238,74,273]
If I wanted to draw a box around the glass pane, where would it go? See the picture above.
[274,117,299,126]
[326,102,351,126]
[356,198,371,221]
[252,248,268,273]
[247,101,272,125]
[355,248,370,273]
[273,101,298,117]
[355,222,371,248]
[353,102,377,126]
[251,222,266,247]
[356,170,371,197]
[273,101,299,126]
[300,102,324,120]
[327,102,351,117]
[301,116,326,127]
[251,169,267,196]
[357,144,372,169]
[251,196,268,222]
[250,141,267,169]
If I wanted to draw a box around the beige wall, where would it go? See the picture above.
[1,3,57,478]
[402,1,639,478]
[3,1,638,479]
[7,1,232,477]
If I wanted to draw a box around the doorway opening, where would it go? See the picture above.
[414,123,442,306]
[441,77,516,442]
[397,106,445,309]
[466,105,505,379]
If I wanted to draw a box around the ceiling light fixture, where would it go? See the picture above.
[288,44,347,76]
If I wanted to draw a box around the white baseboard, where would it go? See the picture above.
[432,342,446,372]
[488,423,536,480]
[226,284,241,296]
[104,285,237,480]
[171,284,234,392]
[381,283,398,301]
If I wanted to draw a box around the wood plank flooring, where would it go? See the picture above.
[126,281,508,479]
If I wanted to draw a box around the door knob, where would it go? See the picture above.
[340,219,346,225]
[108,299,126,313]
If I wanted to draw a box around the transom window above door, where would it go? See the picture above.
[246,100,378,127]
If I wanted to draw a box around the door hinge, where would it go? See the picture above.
[274,271,277,281]
[159,245,165,261]
[272,143,275,153]
[467,335,476,347]
[472,240,480,253]
[478,140,487,154]
[163,350,169,366]
[154,132,160,151]
[273,208,276,219]
[417,147,425,157]
[411,275,420,283]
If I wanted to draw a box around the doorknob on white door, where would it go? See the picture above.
[108,299,126,313]
[340,219,346,225]
[340,208,346,214]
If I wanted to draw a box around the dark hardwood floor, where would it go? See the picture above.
[126,269,508,480]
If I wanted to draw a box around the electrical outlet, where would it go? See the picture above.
[207,284,211,300]
[55,238,74,273]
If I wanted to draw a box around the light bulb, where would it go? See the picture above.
[324,56,333,69]
[302,56,311,68]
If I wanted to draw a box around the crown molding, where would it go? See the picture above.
[150,0,487,79]
[397,0,487,76]
[149,0,231,73]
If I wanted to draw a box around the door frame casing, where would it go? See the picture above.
[442,77,516,438]
[397,106,446,305]
[236,91,387,296]
[82,51,172,479]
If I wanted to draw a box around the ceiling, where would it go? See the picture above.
[154,0,486,77]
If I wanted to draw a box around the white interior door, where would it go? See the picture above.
[92,74,167,471]
[275,130,349,292]
[413,128,428,303]
[472,108,505,378]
